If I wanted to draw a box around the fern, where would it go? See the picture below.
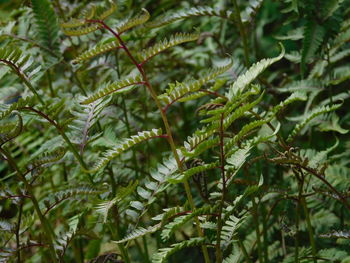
[147,6,235,28]
[0,97,36,119]
[287,103,342,142]
[0,112,23,146]
[137,32,199,63]
[152,237,206,263]
[88,128,163,172]
[168,161,219,183]
[81,75,144,104]
[227,44,285,99]
[116,9,150,34]
[114,224,160,244]
[220,215,247,250]
[158,62,232,105]
[72,40,121,64]
[31,0,60,57]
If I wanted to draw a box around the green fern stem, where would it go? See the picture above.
[252,197,264,263]
[232,0,250,67]
[92,20,211,263]
[0,147,58,262]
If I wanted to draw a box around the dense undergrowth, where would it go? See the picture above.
[1,0,350,262]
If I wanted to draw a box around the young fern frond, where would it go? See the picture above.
[158,62,232,105]
[116,8,150,34]
[152,237,206,263]
[0,112,23,146]
[81,75,144,104]
[137,32,199,63]
[88,128,163,172]
[147,6,235,28]
[113,224,161,244]
[227,44,285,99]
[31,0,60,56]
[287,103,342,142]
[72,40,120,64]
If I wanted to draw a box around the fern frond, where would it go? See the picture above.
[29,146,66,168]
[168,161,219,183]
[270,91,307,115]
[88,128,163,172]
[147,6,235,28]
[72,40,120,64]
[62,24,101,36]
[98,1,117,20]
[96,180,138,222]
[116,8,150,34]
[0,112,23,146]
[114,224,160,244]
[81,75,143,104]
[152,237,206,263]
[220,215,247,250]
[137,33,199,63]
[301,21,325,75]
[227,44,285,99]
[159,62,232,105]
[31,0,60,55]
[287,103,342,142]
[161,205,217,241]
[69,97,110,153]
[320,230,350,239]
[0,46,42,98]
[0,97,36,119]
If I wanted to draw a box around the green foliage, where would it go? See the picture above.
[1,0,350,262]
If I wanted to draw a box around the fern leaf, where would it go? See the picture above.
[0,97,36,119]
[88,128,163,172]
[320,230,350,239]
[114,224,160,244]
[168,161,219,183]
[137,33,199,63]
[72,40,120,64]
[0,112,23,146]
[227,44,285,99]
[116,8,150,34]
[159,62,232,105]
[29,146,66,168]
[152,237,206,263]
[62,24,101,36]
[98,0,117,20]
[95,180,138,222]
[270,91,307,115]
[301,21,325,75]
[220,215,247,250]
[147,6,235,28]
[31,0,60,55]
[81,75,143,104]
[287,103,342,142]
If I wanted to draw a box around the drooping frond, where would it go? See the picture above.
[114,224,160,244]
[81,75,143,104]
[137,33,199,63]
[116,8,150,34]
[147,6,235,28]
[88,128,163,172]
[287,103,342,142]
[72,40,120,64]
[227,44,285,99]
[31,0,60,55]
[158,62,232,105]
